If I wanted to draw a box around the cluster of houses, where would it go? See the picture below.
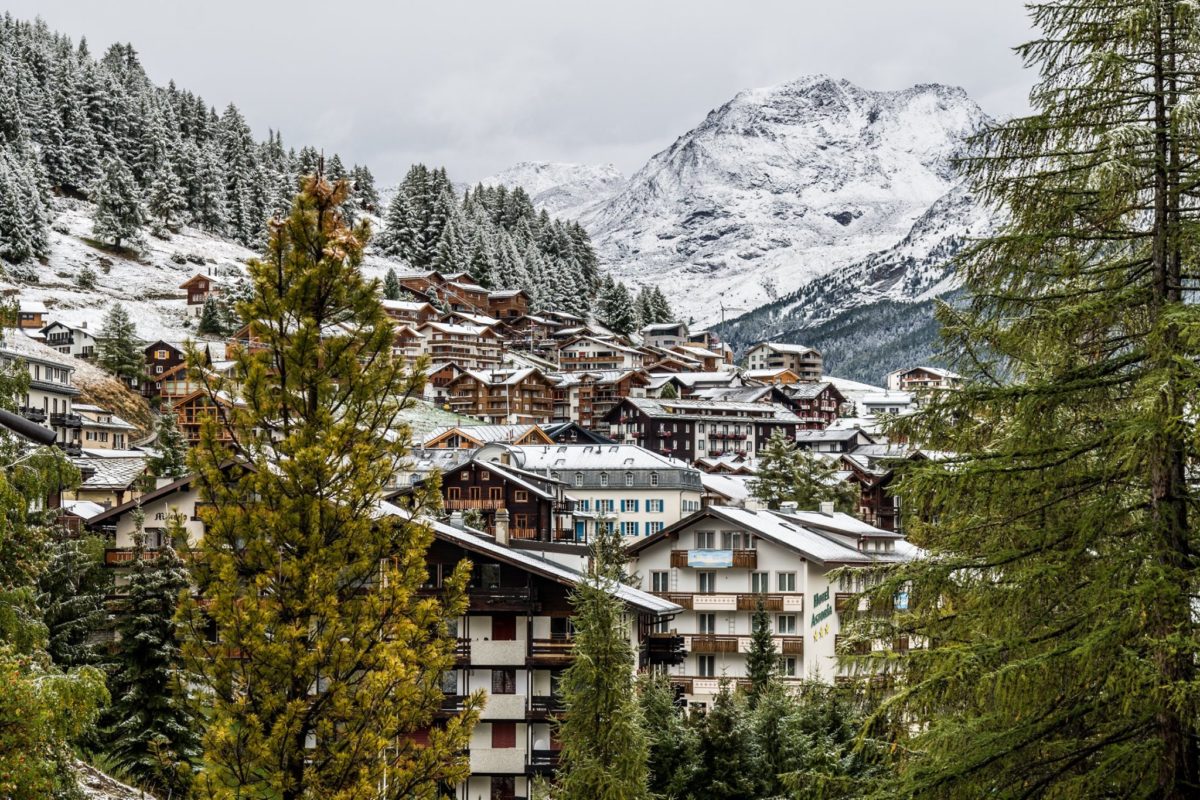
[6,269,964,800]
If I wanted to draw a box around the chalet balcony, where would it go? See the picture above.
[50,412,83,428]
[444,497,505,510]
[471,640,527,666]
[689,634,739,654]
[650,591,694,610]
[669,549,757,569]
[480,693,528,720]
[671,676,752,695]
[19,406,46,423]
[736,592,783,611]
[527,749,561,775]
[104,548,164,567]
[58,441,82,457]
[529,694,566,720]
[528,637,574,665]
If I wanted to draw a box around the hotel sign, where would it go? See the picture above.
[688,549,734,568]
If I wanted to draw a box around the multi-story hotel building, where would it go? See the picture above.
[627,504,917,705]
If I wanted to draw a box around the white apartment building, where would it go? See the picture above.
[495,444,705,539]
[0,340,82,455]
[628,504,918,705]
[744,342,823,381]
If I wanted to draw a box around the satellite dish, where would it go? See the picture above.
[473,442,526,469]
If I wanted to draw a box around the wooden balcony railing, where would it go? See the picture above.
[779,636,804,655]
[736,593,782,611]
[529,638,575,663]
[444,498,505,510]
[650,591,694,610]
[689,634,740,654]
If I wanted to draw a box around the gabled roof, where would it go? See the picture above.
[557,335,641,355]
[627,505,910,566]
[393,508,680,616]
[488,289,529,300]
[641,322,687,334]
[179,273,222,290]
[74,456,147,490]
[423,424,553,448]
[512,443,695,472]
[540,422,615,445]
[616,396,801,423]
[751,342,820,356]
[418,321,500,338]
[786,381,845,401]
[449,367,547,387]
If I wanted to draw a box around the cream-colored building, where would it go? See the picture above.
[628,504,918,705]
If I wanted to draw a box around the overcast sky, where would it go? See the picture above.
[6,1,1036,185]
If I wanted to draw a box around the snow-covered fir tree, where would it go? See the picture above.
[91,155,145,251]
[97,302,144,385]
[99,511,199,799]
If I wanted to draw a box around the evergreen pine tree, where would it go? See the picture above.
[146,156,187,235]
[196,296,224,336]
[36,532,110,671]
[649,286,673,324]
[555,519,651,800]
[91,155,145,252]
[750,429,856,512]
[658,381,679,400]
[145,413,188,480]
[179,173,479,800]
[97,303,144,386]
[746,598,776,708]
[75,265,97,289]
[638,671,697,799]
[100,511,198,799]
[689,681,761,799]
[383,267,402,300]
[598,281,637,337]
[856,4,1200,797]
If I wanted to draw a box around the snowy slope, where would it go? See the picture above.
[479,161,627,219]
[6,198,401,345]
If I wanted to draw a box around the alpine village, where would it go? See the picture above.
[1,3,1198,800]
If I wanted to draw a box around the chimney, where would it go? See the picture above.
[80,321,87,330]
[819,501,835,516]
[779,500,799,514]
[449,511,465,530]
[494,508,510,545]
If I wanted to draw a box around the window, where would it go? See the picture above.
[514,490,528,503]
[647,522,664,535]
[491,721,517,748]
[698,655,716,677]
[601,499,615,513]
[695,531,715,549]
[448,487,461,500]
[621,521,639,537]
[778,657,797,677]
[578,499,590,511]
[777,615,797,634]
[491,669,517,695]
[698,440,706,451]
[651,571,669,592]
[488,487,502,501]
[777,572,797,592]
[648,499,664,513]
[575,472,583,487]
[650,472,659,487]
[155,349,167,359]
[722,530,753,550]
[751,572,769,593]
[625,472,634,487]
[697,613,717,635]
[600,472,609,487]
[492,615,517,640]
[621,499,639,513]
[698,571,717,593]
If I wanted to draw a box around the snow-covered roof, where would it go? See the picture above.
[743,367,796,379]
[74,456,147,490]
[700,473,754,503]
[512,443,696,472]
[785,381,841,400]
[376,503,681,616]
[647,371,740,389]
[381,299,434,312]
[454,367,542,387]
[622,396,801,422]
[488,289,527,299]
[19,299,47,313]
[63,499,106,518]
[445,311,501,327]
[630,505,912,566]
[418,321,497,337]
[753,342,819,356]
[558,335,641,355]
[423,424,543,446]
[641,322,686,334]
[891,365,960,379]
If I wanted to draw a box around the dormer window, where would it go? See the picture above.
[600,473,609,487]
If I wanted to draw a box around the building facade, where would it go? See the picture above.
[628,505,915,704]
[744,342,823,382]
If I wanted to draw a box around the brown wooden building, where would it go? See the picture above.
[487,290,531,321]
[445,368,555,425]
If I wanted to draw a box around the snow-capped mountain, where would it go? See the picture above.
[479,161,627,219]
[490,76,990,329]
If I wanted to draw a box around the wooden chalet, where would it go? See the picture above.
[444,368,556,425]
